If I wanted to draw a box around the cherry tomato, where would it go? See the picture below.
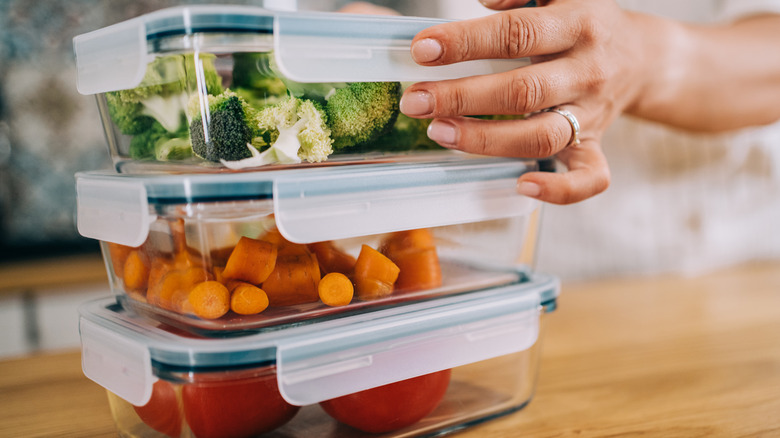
[133,380,182,438]
[320,369,452,433]
[182,369,299,438]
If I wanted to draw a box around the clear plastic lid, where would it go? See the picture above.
[73,5,530,95]
[79,274,558,406]
[76,157,540,247]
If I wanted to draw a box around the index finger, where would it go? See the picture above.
[411,5,582,65]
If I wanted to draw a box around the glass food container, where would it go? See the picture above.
[73,5,530,173]
[76,156,543,334]
[79,273,559,438]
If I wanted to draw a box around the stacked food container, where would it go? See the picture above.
[73,5,559,437]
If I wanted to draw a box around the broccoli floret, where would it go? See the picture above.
[128,122,167,159]
[325,82,401,150]
[221,96,333,169]
[239,51,343,103]
[155,137,192,161]
[105,94,156,135]
[106,53,223,134]
[358,113,443,153]
[232,52,288,105]
[128,118,191,161]
[187,90,259,162]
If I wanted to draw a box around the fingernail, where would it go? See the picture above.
[427,119,458,146]
[411,38,443,63]
[400,91,434,116]
[479,0,502,6]
[517,181,541,197]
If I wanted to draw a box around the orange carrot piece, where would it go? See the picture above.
[259,228,310,255]
[143,219,218,315]
[123,250,150,291]
[175,267,213,313]
[149,267,211,313]
[353,245,400,300]
[222,237,278,285]
[230,283,270,315]
[189,281,230,319]
[152,270,185,311]
[380,229,442,292]
[379,229,436,255]
[209,246,235,268]
[262,251,321,307]
[258,228,286,247]
[392,247,442,292]
[318,272,354,307]
[212,266,226,284]
[107,243,135,279]
[146,261,173,305]
[308,241,356,275]
[277,242,311,256]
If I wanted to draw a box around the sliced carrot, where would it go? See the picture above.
[142,219,219,316]
[318,272,354,307]
[209,246,235,268]
[379,229,436,255]
[123,250,150,291]
[391,247,442,291]
[107,243,135,279]
[259,227,310,256]
[353,245,400,300]
[152,269,185,311]
[189,281,230,319]
[175,267,213,313]
[230,282,270,315]
[146,260,173,305]
[150,267,211,313]
[212,266,226,284]
[380,229,442,292]
[262,251,321,307]
[308,241,356,275]
[277,242,311,256]
[258,228,286,247]
[222,237,278,285]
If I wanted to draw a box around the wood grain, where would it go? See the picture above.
[1,261,779,437]
[0,351,116,437]
[0,253,107,294]
[459,261,780,438]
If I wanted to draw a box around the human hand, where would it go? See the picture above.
[337,2,400,16]
[400,0,664,204]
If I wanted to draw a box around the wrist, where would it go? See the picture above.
[622,12,696,125]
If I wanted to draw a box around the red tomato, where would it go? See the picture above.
[320,369,452,433]
[182,370,299,438]
[133,380,182,438]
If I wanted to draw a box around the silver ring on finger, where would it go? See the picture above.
[543,107,580,147]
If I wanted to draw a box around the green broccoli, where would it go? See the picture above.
[221,96,333,169]
[104,95,156,135]
[155,137,193,161]
[187,90,259,162]
[106,53,223,134]
[325,82,401,150]
[232,52,288,107]
[239,50,342,103]
[359,113,443,152]
[128,122,166,159]
[128,118,192,161]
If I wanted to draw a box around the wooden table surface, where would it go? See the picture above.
[2,261,780,437]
